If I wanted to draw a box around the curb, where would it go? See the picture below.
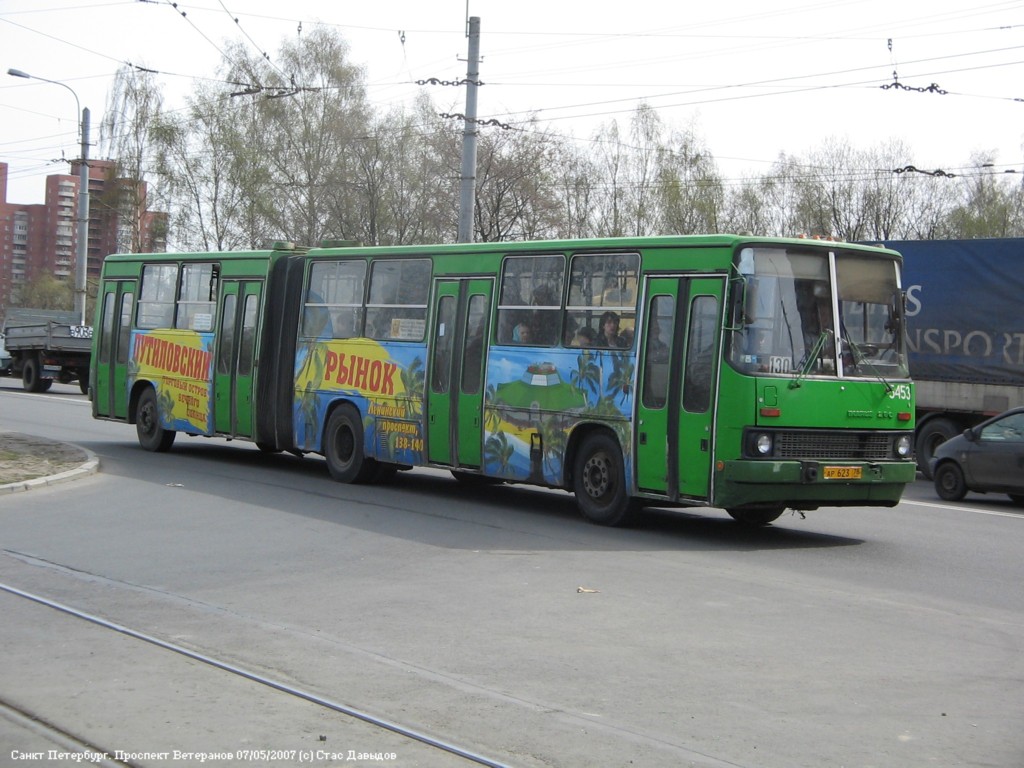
[0,443,100,495]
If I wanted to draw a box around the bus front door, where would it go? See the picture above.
[214,280,263,438]
[94,279,135,419]
[427,278,493,467]
[636,276,724,501]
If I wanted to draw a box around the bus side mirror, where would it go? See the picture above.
[726,277,748,331]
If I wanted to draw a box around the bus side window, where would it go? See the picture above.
[177,263,218,331]
[117,293,133,364]
[137,264,178,329]
[461,293,488,394]
[217,294,237,376]
[566,252,639,349]
[683,295,718,413]
[366,259,431,341]
[642,295,673,409]
[303,260,366,339]
[497,254,566,346]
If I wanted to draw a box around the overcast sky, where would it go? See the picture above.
[2,0,1023,206]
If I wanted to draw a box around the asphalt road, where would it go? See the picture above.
[1,377,1023,768]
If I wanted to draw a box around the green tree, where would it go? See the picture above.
[16,273,72,310]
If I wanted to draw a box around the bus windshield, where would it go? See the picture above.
[729,246,909,379]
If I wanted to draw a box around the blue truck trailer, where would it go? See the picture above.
[876,239,1024,474]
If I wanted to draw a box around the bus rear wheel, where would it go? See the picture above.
[324,404,377,484]
[136,387,175,452]
[727,508,785,526]
[573,433,635,526]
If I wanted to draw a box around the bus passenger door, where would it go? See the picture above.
[427,278,493,467]
[636,276,724,500]
[214,280,263,438]
[94,279,135,419]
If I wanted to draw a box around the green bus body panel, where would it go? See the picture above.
[634,275,726,501]
[93,279,135,420]
[426,278,492,467]
[755,378,915,430]
[710,372,915,510]
[91,235,915,518]
[91,248,296,446]
[213,280,263,438]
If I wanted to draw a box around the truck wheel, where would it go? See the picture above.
[22,356,49,393]
[573,432,635,526]
[917,418,958,478]
[78,369,89,395]
[323,404,377,484]
[136,387,176,452]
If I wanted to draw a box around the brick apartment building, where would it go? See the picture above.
[0,159,167,317]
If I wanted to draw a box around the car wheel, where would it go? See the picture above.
[933,462,967,501]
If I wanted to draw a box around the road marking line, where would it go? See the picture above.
[902,498,1024,519]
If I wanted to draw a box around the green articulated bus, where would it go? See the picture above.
[91,234,916,526]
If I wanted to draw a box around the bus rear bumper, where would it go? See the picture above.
[714,459,918,509]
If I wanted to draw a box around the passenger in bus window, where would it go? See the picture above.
[572,326,595,347]
[599,311,626,348]
[513,322,531,343]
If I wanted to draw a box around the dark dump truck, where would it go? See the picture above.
[2,309,92,394]
[877,239,1024,475]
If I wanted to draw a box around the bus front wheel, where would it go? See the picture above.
[136,387,175,452]
[324,404,377,484]
[727,508,785,526]
[573,433,635,526]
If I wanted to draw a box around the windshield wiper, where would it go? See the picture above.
[842,329,894,394]
[789,329,832,389]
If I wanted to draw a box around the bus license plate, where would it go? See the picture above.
[823,466,862,480]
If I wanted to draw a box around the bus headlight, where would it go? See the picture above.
[754,433,773,456]
[895,434,913,458]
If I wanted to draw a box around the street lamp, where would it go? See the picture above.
[7,68,91,326]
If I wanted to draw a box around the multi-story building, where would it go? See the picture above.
[0,160,167,317]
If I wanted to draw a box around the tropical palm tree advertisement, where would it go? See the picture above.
[484,347,634,485]
[129,329,214,433]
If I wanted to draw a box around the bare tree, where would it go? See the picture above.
[473,123,563,242]
[100,66,164,252]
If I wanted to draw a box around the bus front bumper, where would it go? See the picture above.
[714,459,918,510]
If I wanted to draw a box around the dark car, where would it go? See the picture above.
[931,407,1024,506]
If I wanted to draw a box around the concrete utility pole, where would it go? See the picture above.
[457,16,481,243]
[75,108,91,326]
